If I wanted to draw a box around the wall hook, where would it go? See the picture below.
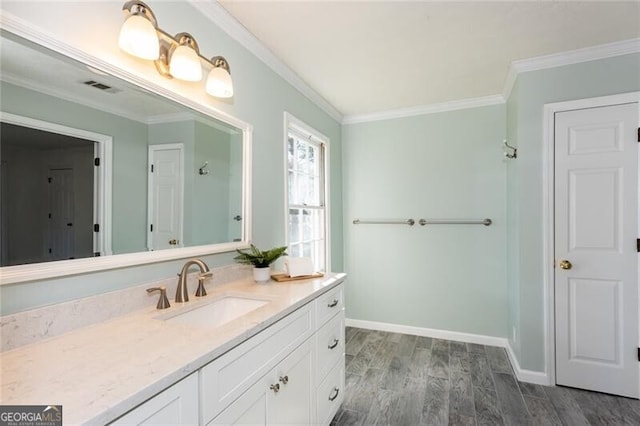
[199,161,209,175]
[503,140,517,159]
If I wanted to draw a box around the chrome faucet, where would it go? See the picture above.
[176,259,211,303]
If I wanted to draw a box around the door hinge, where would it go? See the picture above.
[48,248,52,254]
[94,157,100,166]
[637,347,640,362]
[47,177,52,183]
[150,164,154,173]
[94,223,100,232]
[637,239,640,253]
[94,252,101,257]
[637,127,639,142]
[150,224,153,232]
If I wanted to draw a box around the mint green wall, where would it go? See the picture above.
[0,1,342,315]
[506,53,640,372]
[343,105,508,337]
[1,81,149,254]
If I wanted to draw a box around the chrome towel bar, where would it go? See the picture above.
[352,218,492,226]
[352,219,415,226]
[418,218,492,226]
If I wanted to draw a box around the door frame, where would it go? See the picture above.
[542,91,640,387]
[0,111,113,256]
[147,143,184,251]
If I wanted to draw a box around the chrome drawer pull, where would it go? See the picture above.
[327,299,339,308]
[328,387,340,401]
[328,339,339,350]
[270,383,280,393]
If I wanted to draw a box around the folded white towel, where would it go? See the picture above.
[285,256,315,277]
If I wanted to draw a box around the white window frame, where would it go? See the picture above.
[283,112,331,272]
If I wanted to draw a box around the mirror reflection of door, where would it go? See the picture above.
[148,144,184,251]
[48,168,75,261]
[0,122,96,266]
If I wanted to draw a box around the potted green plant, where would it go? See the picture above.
[234,244,288,282]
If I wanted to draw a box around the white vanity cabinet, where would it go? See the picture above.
[314,284,345,425]
[111,281,345,426]
[210,338,314,425]
[110,373,199,425]
[204,282,345,426]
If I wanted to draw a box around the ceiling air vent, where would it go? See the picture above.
[81,80,121,94]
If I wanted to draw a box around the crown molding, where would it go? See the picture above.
[188,0,344,124]
[342,95,505,125]
[503,37,640,100]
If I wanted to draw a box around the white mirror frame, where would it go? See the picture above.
[0,13,252,285]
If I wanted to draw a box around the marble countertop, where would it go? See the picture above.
[0,273,346,425]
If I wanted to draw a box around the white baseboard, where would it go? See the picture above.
[346,318,551,386]
[505,341,551,386]
[346,318,508,348]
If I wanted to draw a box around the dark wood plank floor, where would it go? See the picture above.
[331,327,640,425]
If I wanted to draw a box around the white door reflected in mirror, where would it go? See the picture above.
[148,144,184,251]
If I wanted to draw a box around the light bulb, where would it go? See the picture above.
[206,66,234,98]
[169,44,202,82]
[118,13,159,60]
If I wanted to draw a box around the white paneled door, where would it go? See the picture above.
[554,102,639,398]
[148,144,184,251]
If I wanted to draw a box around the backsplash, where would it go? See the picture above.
[0,264,251,352]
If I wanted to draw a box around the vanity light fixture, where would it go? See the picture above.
[118,1,234,98]
[206,56,234,98]
[118,1,159,60]
[166,33,202,82]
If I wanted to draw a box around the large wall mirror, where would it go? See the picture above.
[0,28,252,284]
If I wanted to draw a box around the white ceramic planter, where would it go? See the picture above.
[252,266,271,283]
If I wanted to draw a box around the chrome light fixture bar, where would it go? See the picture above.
[118,1,234,98]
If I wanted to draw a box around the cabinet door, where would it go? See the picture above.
[208,374,271,425]
[268,339,314,425]
[111,374,198,425]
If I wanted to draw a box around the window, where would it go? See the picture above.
[285,113,329,272]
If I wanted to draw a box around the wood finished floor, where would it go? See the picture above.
[331,327,640,426]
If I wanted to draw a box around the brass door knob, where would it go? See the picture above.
[559,260,572,270]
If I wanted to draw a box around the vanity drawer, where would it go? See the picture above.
[315,283,344,327]
[316,311,344,381]
[316,358,345,426]
[200,303,314,424]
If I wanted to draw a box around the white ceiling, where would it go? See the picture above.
[218,1,640,117]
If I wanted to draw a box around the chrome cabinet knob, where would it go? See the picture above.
[328,387,340,401]
[270,383,280,393]
[279,375,289,385]
[559,259,572,270]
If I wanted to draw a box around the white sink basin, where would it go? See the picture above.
[164,296,269,327]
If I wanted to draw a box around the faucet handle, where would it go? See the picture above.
[147,286,171,309]
[195,276,208,297]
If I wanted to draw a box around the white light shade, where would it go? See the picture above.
[169,45,202,82]
[118,14,159,60]
[206,67,234,98]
